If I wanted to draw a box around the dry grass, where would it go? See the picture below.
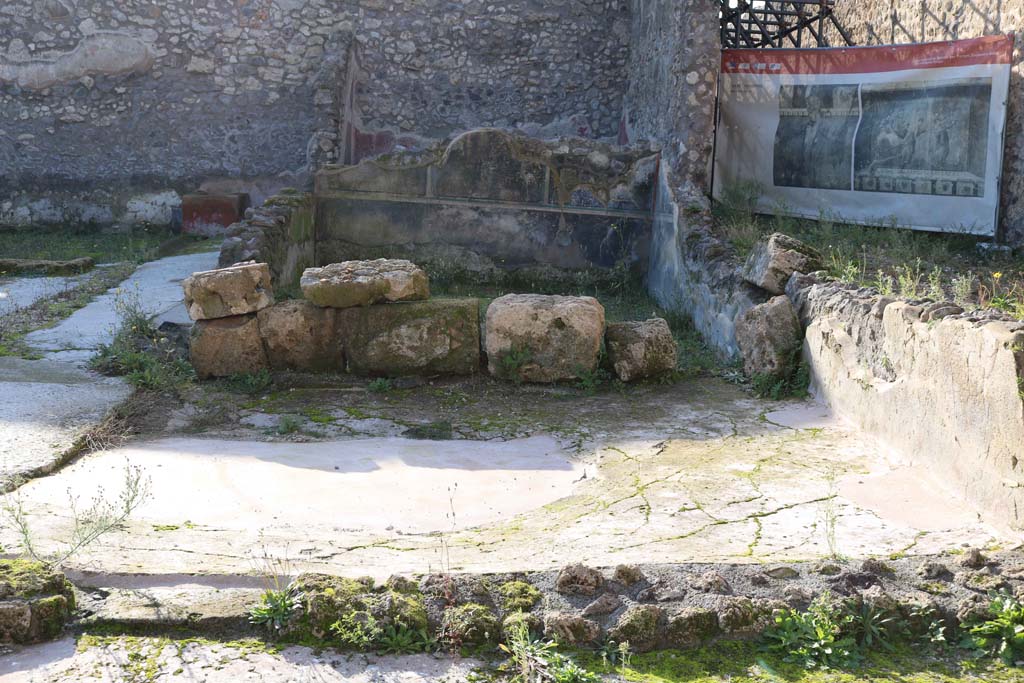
[714,183,1024,320]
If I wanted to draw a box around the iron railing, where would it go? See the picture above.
[720,0,855,49]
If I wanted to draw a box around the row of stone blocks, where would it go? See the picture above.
[182,259,677,382]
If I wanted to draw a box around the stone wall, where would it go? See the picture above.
[0,0,631,229]
[788,273,1024,530]
[314,129,659,277]
[219,191,315,292]
[622,0,760,358]
[829,1,1024,244]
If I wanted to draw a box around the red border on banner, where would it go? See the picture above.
[722,34,1014,75]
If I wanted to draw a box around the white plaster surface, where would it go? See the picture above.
[25,251,217,359]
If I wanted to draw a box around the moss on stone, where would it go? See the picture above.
[0,559,72,602]
[502,610,543,637]
[441,603,500,646]
[609,605,664,652]
[287,573,427,644]
[580,641,1024,683]
[0,560,75,644]
[31,594,72,641]
[498,580,542,613]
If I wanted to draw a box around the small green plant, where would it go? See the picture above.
[500,347,534,383]
[751,360,810,401]
[952,273,975,307]
[762,593,858,670]
[273,415,302,436]
[91,288,194,393]
[908,604,949,650]
[927,266,946,301]
[377,624,437,654]
[4,463,151,568]
[848,601,898,652]
[896,259,924,299]
[248,586,302,635]
[961,591,1024,665]
[368,377,394,393]
[875,270,896,297]
[331,610,382,649]
[575,366,610,394]
[500,619,600,683]
[226,369,273,395]
[595,638,633,669]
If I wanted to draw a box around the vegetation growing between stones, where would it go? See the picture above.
[714,182,1024,320]
[751,358,811,401]
[0,263,134,358]
[961,592,1024,665]
[91,288,194,393]
[762,593,950,670]
[500,618,601,683]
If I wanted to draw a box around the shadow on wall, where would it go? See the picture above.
[647,165,763,360]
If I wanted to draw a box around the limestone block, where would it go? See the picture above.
[0,560,75,644]
[301,259,429,309]
[734,295,802,377]
[543,612,601,645]
[742,233,822,295]
[336,299,480,377]
[485,294,605,383]
[257,300,344,372]
[182,262,274,321]
[606,318,677,382]
[190,314,268,379]
[0,601,32,643]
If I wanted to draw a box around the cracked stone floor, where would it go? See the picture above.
[0,638,482,683]
[0,376,1003,584]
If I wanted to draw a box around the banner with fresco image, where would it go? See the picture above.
[713,36,1014,236]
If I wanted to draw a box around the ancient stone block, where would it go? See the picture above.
[606,318,677,382]
[554,564,605,596]
[183,262,274,321]
[0,601,32,643]
[608,605,665,653]
[664,607,719,648]
[0,560,75,644]
[485,294,605,383]
[301,259,430,309]
[543,612,601,645]
[336,299,480,377]
[734,296,802,377]
[257,300,343,372]
[182,194,250,237]
[742,233,822,295]
[190,314,268,379]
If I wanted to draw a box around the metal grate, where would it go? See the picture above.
[720,1,855,49]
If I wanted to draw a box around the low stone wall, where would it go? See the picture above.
[219,191,315,292]
[648,167,762,359]
[788,274,1024,530]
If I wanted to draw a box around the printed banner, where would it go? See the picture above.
[713,36,1014,236]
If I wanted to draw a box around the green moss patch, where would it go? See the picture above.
[441,603,500,647]
[286,574,427,646]
[498,580,542,613]
[578,641,1022,683]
